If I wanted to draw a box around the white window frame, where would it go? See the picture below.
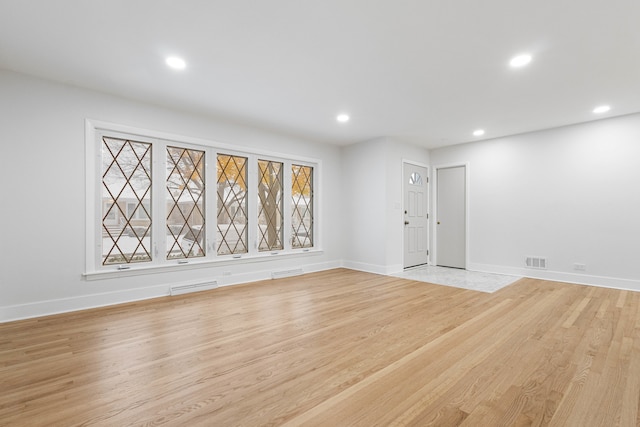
[85,119,321,280]
[291,162,315,250]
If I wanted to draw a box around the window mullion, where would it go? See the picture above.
[312,164,319,250]
[205,147,217,258]
[247,155,258,256]
[152,140,167,264]
[283,160,293,251]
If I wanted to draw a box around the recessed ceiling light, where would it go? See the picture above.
[166,56,186,70]
[509,54,532,68]
[592,105,611,114]
[336,114,350,123]
[473,129,485,136]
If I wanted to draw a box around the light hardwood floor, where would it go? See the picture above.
[2,268,640,426]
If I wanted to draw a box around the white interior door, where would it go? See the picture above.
[403,163,429,268]
[436,166,466,269]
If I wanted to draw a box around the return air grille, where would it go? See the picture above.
[525,256,547,270]
[170,280,218,296]
[271,268,304,279]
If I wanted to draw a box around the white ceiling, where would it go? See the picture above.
[1,0,639,149]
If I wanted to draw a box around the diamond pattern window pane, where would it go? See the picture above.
[166,146,205,259]
[102,137,152,265]
[292,164,314,249]
[258,160,284,251]
[217,154,248,255]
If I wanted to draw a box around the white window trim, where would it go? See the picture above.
[84,119,322,280]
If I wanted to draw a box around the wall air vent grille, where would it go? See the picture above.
[271,268,304,279]
[525,256,547,270]
[170,281,218,296]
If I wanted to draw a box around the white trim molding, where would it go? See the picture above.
[468,262,640,292]
[0,259,342,323]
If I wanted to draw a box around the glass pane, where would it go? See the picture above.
[291,164,313,248]
[258,160,284,251]
[166,146,205,259]
[409,172,423,186]
[217,154,248,255]
[101,137,152,265]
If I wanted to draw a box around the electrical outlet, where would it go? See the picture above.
[573,263,586,271]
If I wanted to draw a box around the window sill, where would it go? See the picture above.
[83,248,323,281]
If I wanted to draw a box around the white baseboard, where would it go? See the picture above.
[7,259,634,324]
[467,262,640,292]
[0,259,343,323]
[218,260,342,288]
[385,264,404,275]
[0,284,170,324]
[341,260,402,275]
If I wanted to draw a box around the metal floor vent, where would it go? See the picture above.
[271,268,304,279]
[170,280,218,296]
[525,256,547,270]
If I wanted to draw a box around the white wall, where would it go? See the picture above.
[430,114,640,290]
[341,138,388,272]
[0,70,344,322]
[342,137,430,274]
[5,66,637,322]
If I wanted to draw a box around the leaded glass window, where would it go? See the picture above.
[217,154,248,255]
[166,146,205,259]
[101,137,152,265]
[89,122,320,274]
[292,164,313,249]
[258,159,284,251]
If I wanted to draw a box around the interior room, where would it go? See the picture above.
[1,1,639,425]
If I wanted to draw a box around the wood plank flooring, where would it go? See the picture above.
[2,268,640,426]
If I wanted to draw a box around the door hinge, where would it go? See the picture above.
[427,250,430,256]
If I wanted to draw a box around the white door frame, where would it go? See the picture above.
[432,162,470,269]
[402,159,430,268]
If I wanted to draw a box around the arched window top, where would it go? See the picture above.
[409,172,423,186]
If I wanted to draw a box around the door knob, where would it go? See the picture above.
[437,221,441,225]
[404,221,410,225]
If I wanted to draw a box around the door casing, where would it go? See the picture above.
[402,161,429,269]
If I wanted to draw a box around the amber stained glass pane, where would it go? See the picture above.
[217,154,248,255]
